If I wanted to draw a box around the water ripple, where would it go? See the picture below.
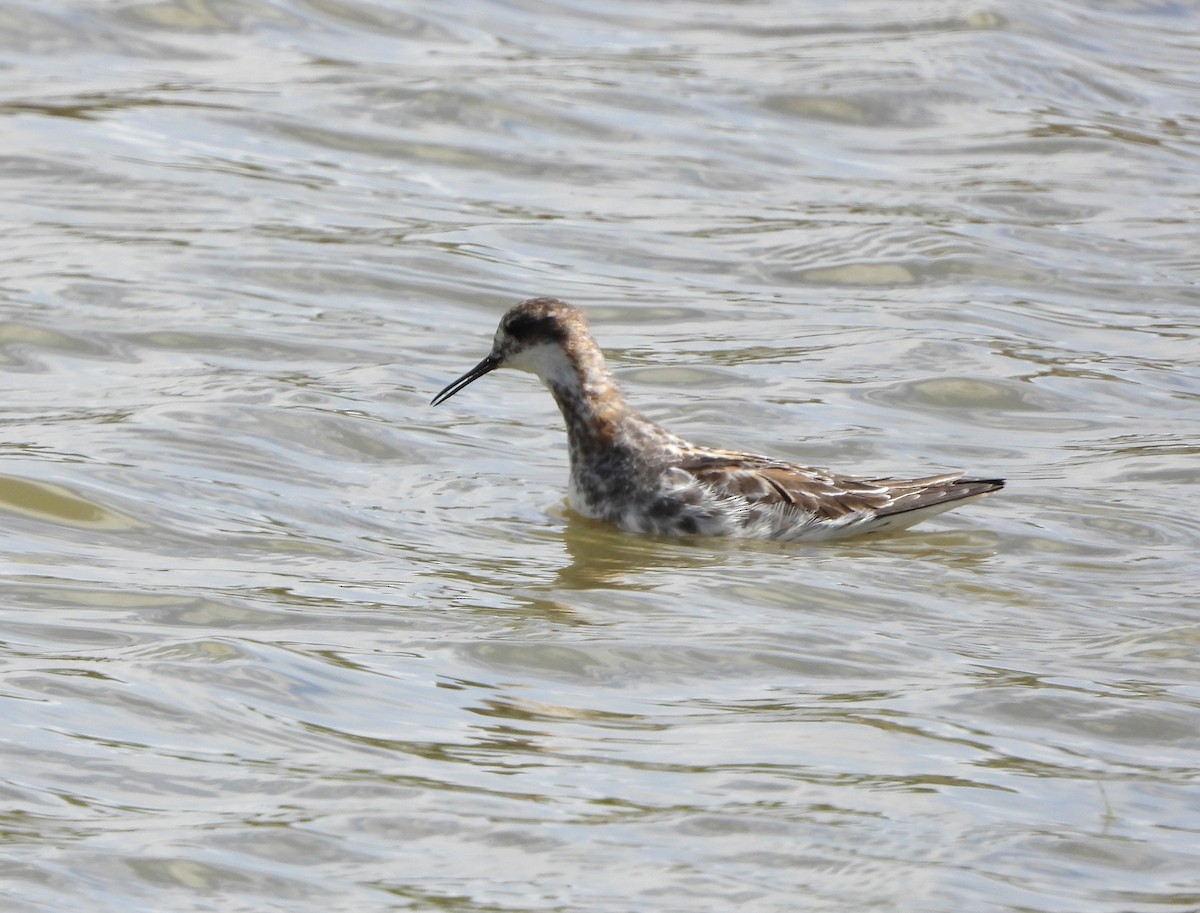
[3,0,1200,911]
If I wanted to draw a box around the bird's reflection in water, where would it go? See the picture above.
[549,508,733,591]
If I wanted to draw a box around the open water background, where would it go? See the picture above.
[1,1,1198,911]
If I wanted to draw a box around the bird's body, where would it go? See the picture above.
[432,297,1003,541]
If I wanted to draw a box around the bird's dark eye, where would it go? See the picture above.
[503,311,566,344]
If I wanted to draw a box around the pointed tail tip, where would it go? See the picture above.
[961,477,1005,497]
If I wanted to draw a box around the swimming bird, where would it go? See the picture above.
[432,297,1003,541]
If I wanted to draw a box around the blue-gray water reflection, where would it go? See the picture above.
[2,1,1198,911]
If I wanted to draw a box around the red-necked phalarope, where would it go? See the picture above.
[432,297,1004,541]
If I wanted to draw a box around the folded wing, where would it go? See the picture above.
[678,452,1003,521]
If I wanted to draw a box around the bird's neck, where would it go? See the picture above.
[539,337,637,455]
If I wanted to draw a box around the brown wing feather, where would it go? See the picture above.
[678,453,894,520]
[680,452,1004,521]
[866,475,1005,517]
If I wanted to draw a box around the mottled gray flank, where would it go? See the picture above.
[434,297,1003,540]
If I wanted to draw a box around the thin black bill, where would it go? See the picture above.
[430,354,500,406]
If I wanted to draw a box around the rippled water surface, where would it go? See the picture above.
[2,1,1199,911]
